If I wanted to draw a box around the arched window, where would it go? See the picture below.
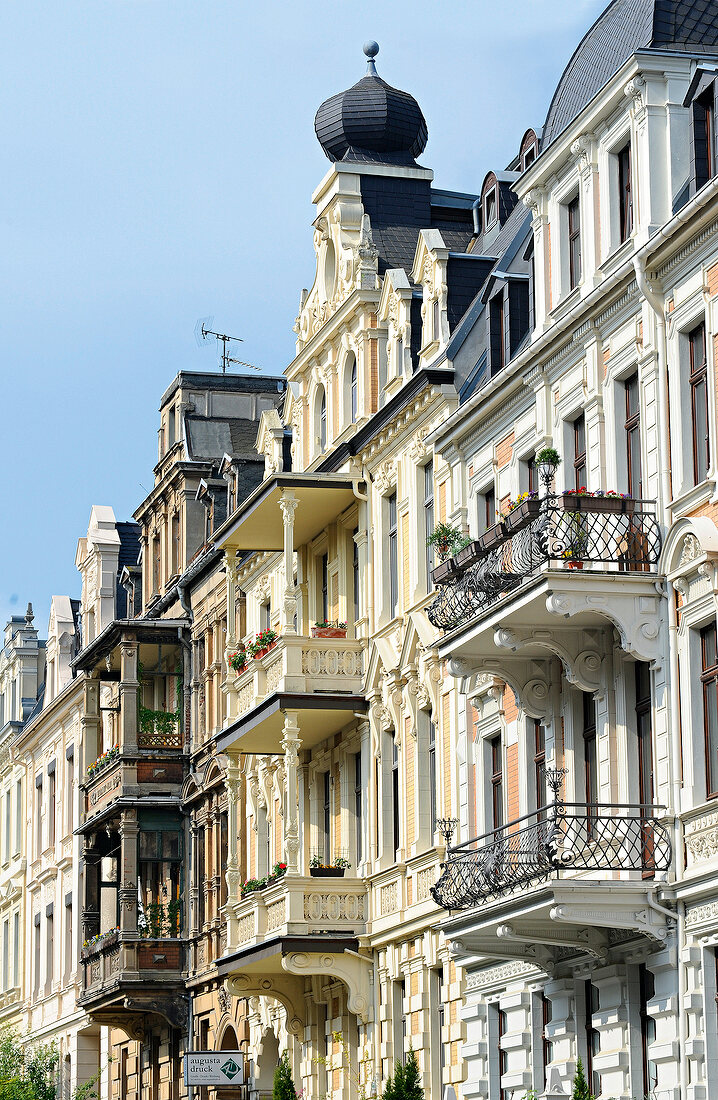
[350,357,358,423]
[319,388,327,452]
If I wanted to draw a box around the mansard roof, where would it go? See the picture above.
[543,0,718,148]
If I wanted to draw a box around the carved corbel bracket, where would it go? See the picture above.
[545,588,662,665]
[494,626,602,693]
[226,973,305,1036]
[282,949,372,1023]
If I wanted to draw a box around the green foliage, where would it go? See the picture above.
[0,1030,58,1100]
[272,1053,297,1100]
[536,446,562,467]
[571,1056,592,1100]
[382,1050,423,1100]
[426,523,469,561]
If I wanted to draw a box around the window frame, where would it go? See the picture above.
[387,493,398,619]
[618,143,633,242]
[489,734,503,831]
[573,414,587,489]
[567,194,581,290]
[701,622,718,799]
[689,321,709,486]
[625,372,642,498]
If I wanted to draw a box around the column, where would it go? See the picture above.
[224,549,239,656]
[279,492,299,634]
[119,638,139,754]
[81,673,101,774]
[591,964,629,1100]
[118,810,139,936]
[224,753,242,950]
[541,978,576,1098]
[281,712,302,874]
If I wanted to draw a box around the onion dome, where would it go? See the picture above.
[543,0,718,148]
[315,42,428,166]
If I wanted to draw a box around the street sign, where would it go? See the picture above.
[184,1053,245,1086]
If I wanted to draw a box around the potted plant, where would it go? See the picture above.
[560,512,589,567]
[312,620,348,639]
[428,523,471,583]
[228,646,248,674]
[558,487,638,514]
[535,446,562,489]
[249,628,279,660]
[309,854,351,878]
[241,876,268,896]
[503,490,542,533]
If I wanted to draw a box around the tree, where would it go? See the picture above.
[0,1030,58,1100]
[571,1056,592,1100]
[382,1050,423,1100]
[272,1053,297,1100]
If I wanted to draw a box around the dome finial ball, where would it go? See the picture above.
[363,41,379,59]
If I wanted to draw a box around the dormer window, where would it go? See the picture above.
[685,72,718,195]
[519,129,539,172]
[484,188,497,228]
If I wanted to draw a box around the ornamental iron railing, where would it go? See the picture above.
[427,496,661,632]
[431,772,671,911]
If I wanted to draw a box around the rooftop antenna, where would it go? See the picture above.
[194,316,261,373]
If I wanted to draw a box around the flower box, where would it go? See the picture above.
[477,521,507,553]
[453,540,484,571]
[253,639,278,660]
[309,867,346,878]
[504,498,543,532]
[311,626,348,639]
[431,558,458,585]
[559,493,639,514]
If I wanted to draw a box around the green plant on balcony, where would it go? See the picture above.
[137,662,183,747]
[166,897,182,937]
[145,902,165,939]
[241,876,269,895]
[535,446,561,468]
[247,628,279,659]
[85,746,119,779]
[228,646,248,673]
[426,522,469,562]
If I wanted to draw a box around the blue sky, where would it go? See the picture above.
[0,0,604,632]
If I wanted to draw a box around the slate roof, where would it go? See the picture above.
[117,522,141,569]
[315,69,428,166]
[185,416,264,461]
[543,0,718,147]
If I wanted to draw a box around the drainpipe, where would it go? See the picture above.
[633,252,687,1100]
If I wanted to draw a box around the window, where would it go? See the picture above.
[12,913,18,990]
[388,494,398,619]
[485,188,497,228]
[260,600,270,632]
[618,144,633,242]
[319,389,327,452]
[490,735,503,830]
[3,793,9,863]
[689,321,709,485]
[490,294,505,373]
[424,462,434,585]
[2,920,8,992]
[139,827,182,933]
[350,357,358,423]
[498,1007,509,1100]
[584,980,600,1097]
[635,664,654,805]
[352,529,360,622]
[392,734,400,857]
[65,748,74,835]
[432,297,440,343]
[15,781,21,855]
[483,487,496,533]
[322,771,331,865]
[639,964,658,1096]
[625,373,642,497]
[428,720,437,835]
[701,622,718,798]
[354,752,362,866]
[196,827,206,929]
[35,777,42,858]
[692,85,715,189]
[64,895,73,982]
[541,993,553,1077]
[320,553,329,624]
[168,406,176,446]
[573,414,587,489]
[527,455,537,495]
[219,812,228,909]
[568,195,581,290]
[45,904,54,992]
[48,762,56,849]
[430,970,446,1097]
[582,693,598,807]
[152,535,161,595]
[33,915,40,995]
[533,720,545,810]
[172,513,181,575]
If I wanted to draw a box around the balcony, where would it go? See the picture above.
[79,931,187,1037]
[428,496,663,671]
[219,633,366,754]
[218,873,372,1028]
[434,783,674,969]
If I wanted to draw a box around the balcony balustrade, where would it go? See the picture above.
[80,932,186,1000]
[432,787,672,912]
[427,495,661,632]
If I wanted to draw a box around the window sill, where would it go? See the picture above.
[550,285,581,322]
[598,236,634,279]
[670,478,716,518]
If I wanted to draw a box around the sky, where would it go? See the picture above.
[0,0,606,633]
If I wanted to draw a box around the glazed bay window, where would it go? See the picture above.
[387,493,398,618]
[618,143,633,242]
[139,824,183,937]
[354,752,362,865]
[700,622,718,798]
[568,195,581,290]
[625,373,642,496]
[689,321,709,485]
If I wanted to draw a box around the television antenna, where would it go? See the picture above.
[194,316,261,373]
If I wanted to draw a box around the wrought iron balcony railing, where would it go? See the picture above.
[431,798,672,911]
[427,495,661,631]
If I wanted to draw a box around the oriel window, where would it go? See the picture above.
[568,195,581,290]
[618,144,633,241]
[625,373,642,497]
[689,321,709,485]
[701,622,718,798]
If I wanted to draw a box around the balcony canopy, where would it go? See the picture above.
[73,618,187,675]
[217,691,367,755]
[216,473,365,553]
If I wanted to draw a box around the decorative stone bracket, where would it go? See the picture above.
[544,586,662,665]
[225,973,305,1037]
[493,626,603,693]
[282,949,373,1023]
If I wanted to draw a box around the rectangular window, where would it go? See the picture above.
[2,920,8,992]
[15,781,21,856]
[322,771,331,866]
[172,513,181,575]
[689,321,709,485]
[388,494,398,618]
[260,600,271,632]
[639,964,658,1096]
[585,980,601,1097]
[625,373,642,497]
[527,455,537,494]
[483,487,496,533]
[66,749,74,835]
[64,896,72,982]
[392,734,400,858]
[354,752,362,866]
[568,195,581,290]
[635,663,654,805]
[618,144,633,241]
[573,414,587,489]
[3,794,9,863]
[498,1007,509,1100]
[541,993,553,1078]
[320,553,329,624]
[33,917,40,995]
[583,693,598,807]
[533,720,546,811]
[12,913,18,990]
[48,763,56,849]
[352,528,360,621]
[45,905,54,992]
[428,719,437,835]
[490,294,505,373]
[35,777,42,858]
[490,735,503,830]
[424,462,434,585]
[432,297,440,342]
[694,87,715,189]
[152,535,161,594]
[701,622,718,798]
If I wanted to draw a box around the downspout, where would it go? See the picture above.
[633,252,687,1100]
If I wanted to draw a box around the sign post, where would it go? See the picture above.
[184,1052,245,1088]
